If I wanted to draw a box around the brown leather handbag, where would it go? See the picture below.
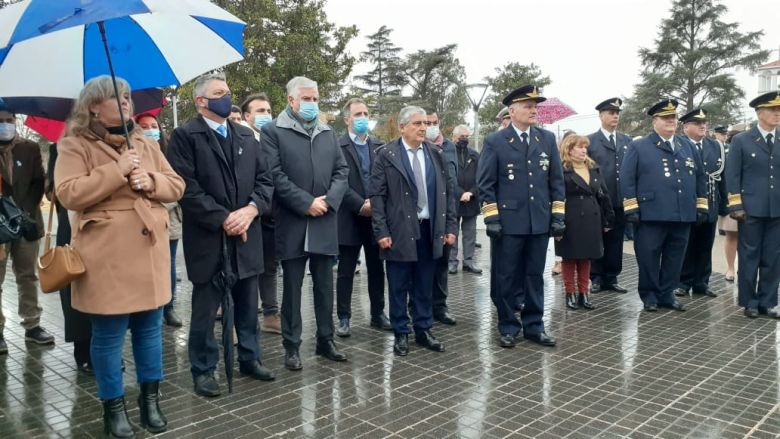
[37,192,85,293]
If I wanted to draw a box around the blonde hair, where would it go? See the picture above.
[560,135,596,169]
[67,75,133,137]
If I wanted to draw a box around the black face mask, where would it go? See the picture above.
[456,138,469,148]
[106,120,135,135]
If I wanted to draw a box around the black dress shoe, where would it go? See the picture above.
[434,312,457,325]
[578,292,595,310]
[766,308,780,319]
[644,303,658,312]
[605,284,628,294]
[25,326,55,345]
[693,288,718,298]
[448,266,458,274]
[77,361,94,375]
[193,373,221,397]
[239,360,276,381]
[163,309,183,327]
[673,287,688,297]
[475,242,482,248]
[394,334,409,356]
[415,330,445,352]
[744,308,759,318]
[589,283,602,294]
[498,334,515,348]
[335,318,350,338]
[370,314,393,331]
[524,332,556,347]
[316,340,348,362]
[285,350,303,370]
[565,293,579,310]
[660,300,686,311]
[463,265,483,274]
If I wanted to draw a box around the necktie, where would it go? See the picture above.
[521,132,529,147]
[216,125,227,138]
[665,140,673,152]
[695,142,701,151]
[609,134,616,148]
[768,133,774,145]
[411,148,427,215]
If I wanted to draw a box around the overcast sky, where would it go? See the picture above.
[324,0,780,126]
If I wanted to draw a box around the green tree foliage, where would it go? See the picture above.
[354,25,406,116]
[399,44,468,134]
[161,0,357,128]
[621,0,769,135]
[478,63,551,134]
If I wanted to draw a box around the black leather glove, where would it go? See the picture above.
[696,211,708,225]
[485,222,502,239]
[625,212,640,223]
[729,209,747,223]
[718,205,729,217]
[550,219,566,238]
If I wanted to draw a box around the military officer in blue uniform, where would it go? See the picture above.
[725,91,780,319]
[587,98,632,294]
[675,109,726,298]
[620,99,708,312]
[477,85,565,348]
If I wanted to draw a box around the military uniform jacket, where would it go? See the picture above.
[586,130,632,209]
[370,139,457,262]
[620,132,708,222]
[725,127,780,218]
[687,136,727,221]
[477,125,565,235]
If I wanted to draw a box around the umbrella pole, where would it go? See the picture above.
[97,21,133,149]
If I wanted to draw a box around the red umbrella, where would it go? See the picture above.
[537,97,577,125]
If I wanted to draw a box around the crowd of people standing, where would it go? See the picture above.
[0,71,778,437]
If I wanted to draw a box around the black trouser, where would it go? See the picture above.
[432,244,451,316]
[591,207,625,287]
[336,219,385,320]
[280,254,335,351]
[387,220,435,334]
[188,276,260,377]
[633,222,690,306]
[679,220,717,292]
[258,223,278,315]
[737,216,780,310]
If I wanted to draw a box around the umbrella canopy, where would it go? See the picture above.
[1,88,165,121]
[537,97,577,125]
[0,0,245,98]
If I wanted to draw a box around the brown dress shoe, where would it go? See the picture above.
[261,314,282,334]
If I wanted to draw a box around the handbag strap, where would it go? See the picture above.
[43,189,55,251]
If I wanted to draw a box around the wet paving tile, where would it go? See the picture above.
[2,233,780,437]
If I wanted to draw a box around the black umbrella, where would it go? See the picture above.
[0,88,165,121]
[212,233,237,393]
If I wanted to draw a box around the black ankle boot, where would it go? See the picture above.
[138,381,167,433]
[565,293,579,310]
[102,396,135,438]
[578,292,595,310]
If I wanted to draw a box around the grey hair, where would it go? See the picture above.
[192,72,226,101]
[452,124,471,136]
[67,75,132,137]
[342,97,367,117]
[286,76,318,99]
[398,106,427,126]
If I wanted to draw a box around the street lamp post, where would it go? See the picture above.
[465,83,489,150]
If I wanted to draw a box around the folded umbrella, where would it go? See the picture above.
[212,233,237,393]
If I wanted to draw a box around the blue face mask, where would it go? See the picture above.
[352,117,369,134]
[143,129,161,141]
[298,101,319,122]
[253,114,272,130]
[206,94,233,118]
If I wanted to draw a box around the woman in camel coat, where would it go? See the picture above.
[54,76,184,438]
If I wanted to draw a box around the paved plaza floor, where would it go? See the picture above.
[1,232,779,438]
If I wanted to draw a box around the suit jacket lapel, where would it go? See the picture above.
[197,117,231,170]
[599,131,615,151]
[568,169,592,193]
[388,140,417,197]
[650,132,674,154]
[527,127,542,163]
[502,126,523,153]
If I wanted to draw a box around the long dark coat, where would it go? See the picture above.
[555,165,615,260]
[167,116,273,284]
[261,109,348,260]
[370,139,457,262]
[2,138,45,238]
[337,133,384,246]
[454,145,480,217]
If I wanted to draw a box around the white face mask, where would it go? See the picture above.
[0,122,16,141]
[425,125,440,141]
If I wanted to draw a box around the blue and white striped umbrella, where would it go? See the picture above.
[0,0,245,98]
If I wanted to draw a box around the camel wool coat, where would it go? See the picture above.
[54,128,185,315]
